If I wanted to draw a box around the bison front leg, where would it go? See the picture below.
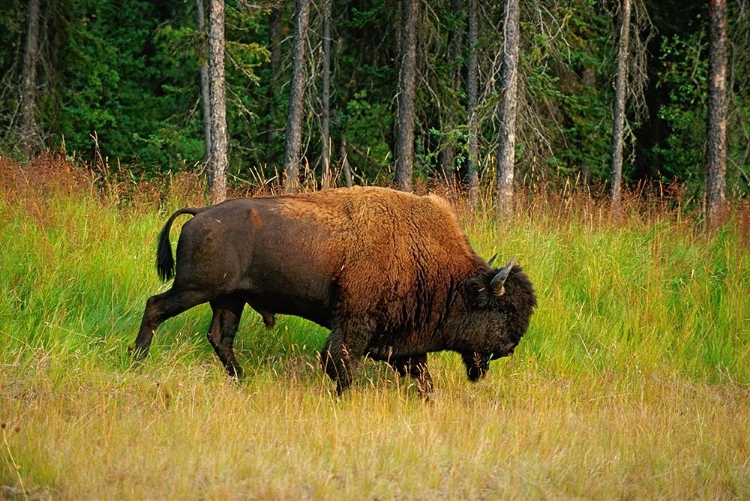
[320,332,354,395]
[207,297,245,378]
[320,319,373,395]
[388,354,434,397]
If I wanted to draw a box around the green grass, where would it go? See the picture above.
[1,158,748,499]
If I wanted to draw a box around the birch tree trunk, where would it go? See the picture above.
[610,0,631,218]
[706,0,728,229]
[283,0,311,193]
[208,0,228,203]
[19,0,42,157]
[495,0,520,215]
[196,0,211,162]
[394,0,419,192]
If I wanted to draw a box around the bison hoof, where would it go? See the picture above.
[226,366,244,380]
[128,345,149,361]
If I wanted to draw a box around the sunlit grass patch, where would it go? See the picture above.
[1,161,748,499]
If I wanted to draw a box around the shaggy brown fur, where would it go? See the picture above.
[131,186,536,395]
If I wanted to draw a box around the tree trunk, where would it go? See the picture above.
[269,7,283,77]
[580,66,597,185]
[610,0,631,218]
[208,0,228,203]
[495,0,520,215]
[321,0,332,189]
[283,0,311,193]
[19,0,42,158]
[265,7,283,144]
[466,0,479,209]
[706,0,728,229]
[394,0,419,192]
[196,0,211,162]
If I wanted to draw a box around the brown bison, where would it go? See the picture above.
[131,187,536,395]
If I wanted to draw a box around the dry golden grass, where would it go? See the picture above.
[2,351,748,500]
[1,156,748,499]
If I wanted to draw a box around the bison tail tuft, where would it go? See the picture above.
[156,222,176,282]
[154,207,204,282]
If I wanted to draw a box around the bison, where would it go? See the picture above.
[131,186,536,395]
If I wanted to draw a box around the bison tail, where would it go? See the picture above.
[155,207,205,282]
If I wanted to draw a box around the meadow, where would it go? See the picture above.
[1,155,748,500]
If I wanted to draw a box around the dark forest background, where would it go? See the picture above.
[1,0,748,199]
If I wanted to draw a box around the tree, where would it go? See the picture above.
[208,0,228,203]
[437,0,465,185]
[496,0,521,215]
[610,0,631,217]
[283,0,311,193]
[18,0,42,157]
[394,0,419,192]
[706,0,728,229]
[466,0,479,208]
[321,0,332,189]
[263,6,283,145]
[196,0,211,162]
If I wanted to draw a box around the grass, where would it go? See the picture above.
[1,155,748,499]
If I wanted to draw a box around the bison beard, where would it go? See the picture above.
[131,187,536,396]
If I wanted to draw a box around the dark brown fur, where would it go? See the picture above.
[131,186,536,395]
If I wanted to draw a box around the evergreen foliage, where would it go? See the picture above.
[0,0,747,197]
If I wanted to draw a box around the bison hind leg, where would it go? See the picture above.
[207,297,245,379]
[132,288,213,360]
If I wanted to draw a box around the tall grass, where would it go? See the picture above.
[1,156,748,499]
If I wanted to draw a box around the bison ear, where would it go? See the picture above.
[490,256,516,297]
[467,276,492,309]
[487,253,498,267]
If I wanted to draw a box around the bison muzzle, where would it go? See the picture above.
[131,186,536,395]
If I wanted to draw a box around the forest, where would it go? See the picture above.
[1,0,749,207]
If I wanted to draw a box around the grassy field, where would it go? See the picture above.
[1,156,749,500]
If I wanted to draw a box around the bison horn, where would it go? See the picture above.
[490,256,516,296]
[487,253,498,267]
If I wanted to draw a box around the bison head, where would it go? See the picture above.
[461,257,536,381]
